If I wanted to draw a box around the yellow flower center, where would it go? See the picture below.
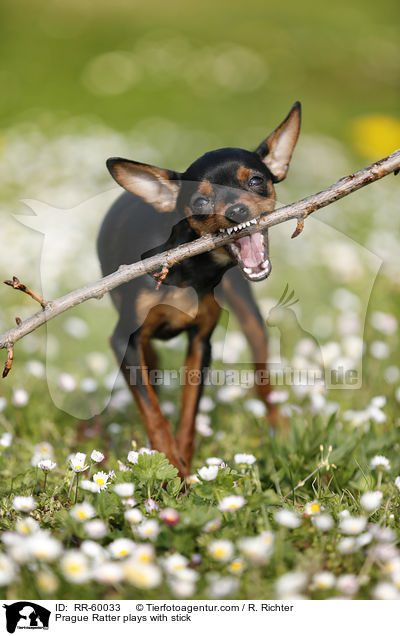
[139,554,151,563]
[68,564,83,573]
[229,503,238,509]
[119,550,128,556]
[230,561,242,571]
[75,465,81,470]
[96,478,104,486]
[310,503,320,513]
[262,535,273,545]
[214,548,226,558]
[77,511,86,519]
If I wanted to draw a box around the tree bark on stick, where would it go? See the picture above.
[1,147,400,376]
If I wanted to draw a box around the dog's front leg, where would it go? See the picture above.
[175,332,212,475]
[176,296,220,474]
[111,325,187,477]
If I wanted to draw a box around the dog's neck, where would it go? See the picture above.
[143,215,233,294]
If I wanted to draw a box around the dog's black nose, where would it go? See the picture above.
[225,203,250,224]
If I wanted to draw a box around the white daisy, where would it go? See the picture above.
[304,500,323,516]
[83,519,107,539]
[27,531,62,561]
[90,450,104,463]
[114,482,135,497]
[70,502,96,522]
[198,465,219,481]
[312,571,336,589]
[38,459,56,471]
[69,452,89,473]
[370,455,390,471]
[218,495,247,512]
[123,560,162,589]
[136,519,160,541]
[60,550,90,583]
[360,491,383,512]
[162,553,188,574]
[0,554,16,585]
[208,539,234,562]
[275,571,308,598]
[238,536,272,564]
[92,471,110,491]
[275,509,302,529]
[234,453,256,466]
[339,516,367,535]
[108,538,136,559]
[124,508,143,524]
[202,518,221,533]
[12,495,36,512]
[12,389,29,407]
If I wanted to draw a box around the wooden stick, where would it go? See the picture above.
[1,147,399,376]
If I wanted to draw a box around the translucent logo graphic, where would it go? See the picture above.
[11,186,382,419]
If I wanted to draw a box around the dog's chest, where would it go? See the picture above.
[137,287,219,339]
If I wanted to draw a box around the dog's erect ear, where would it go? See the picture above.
[255,102,301,183]
[107,158,181,212]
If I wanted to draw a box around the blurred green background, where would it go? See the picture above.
[1,0,399,149]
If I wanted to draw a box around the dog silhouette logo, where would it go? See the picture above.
[3,602,50,633]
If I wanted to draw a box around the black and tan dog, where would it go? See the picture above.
[97,102,301,477]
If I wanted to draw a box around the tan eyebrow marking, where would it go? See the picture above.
[198,179,213,195]
[236,166,252,183]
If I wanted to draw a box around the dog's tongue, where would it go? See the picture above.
[234,232,265,268]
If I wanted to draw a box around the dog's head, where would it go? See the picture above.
[107,102,301,281]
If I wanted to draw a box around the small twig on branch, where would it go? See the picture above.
[3,276,47,308]
[0,147,399,377]
[153,253,178,290]
[2,346,14,378]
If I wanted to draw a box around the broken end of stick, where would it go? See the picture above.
[2,346,14,378]
[3,276,20,289]
[291,218,305,239]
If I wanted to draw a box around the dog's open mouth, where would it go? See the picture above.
[219,219,271,281]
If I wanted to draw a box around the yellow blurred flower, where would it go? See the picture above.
[36,569,59,593]
[350,114,400,159]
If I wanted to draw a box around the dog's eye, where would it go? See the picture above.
[248,176,264,189]
[192,196,210,211]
